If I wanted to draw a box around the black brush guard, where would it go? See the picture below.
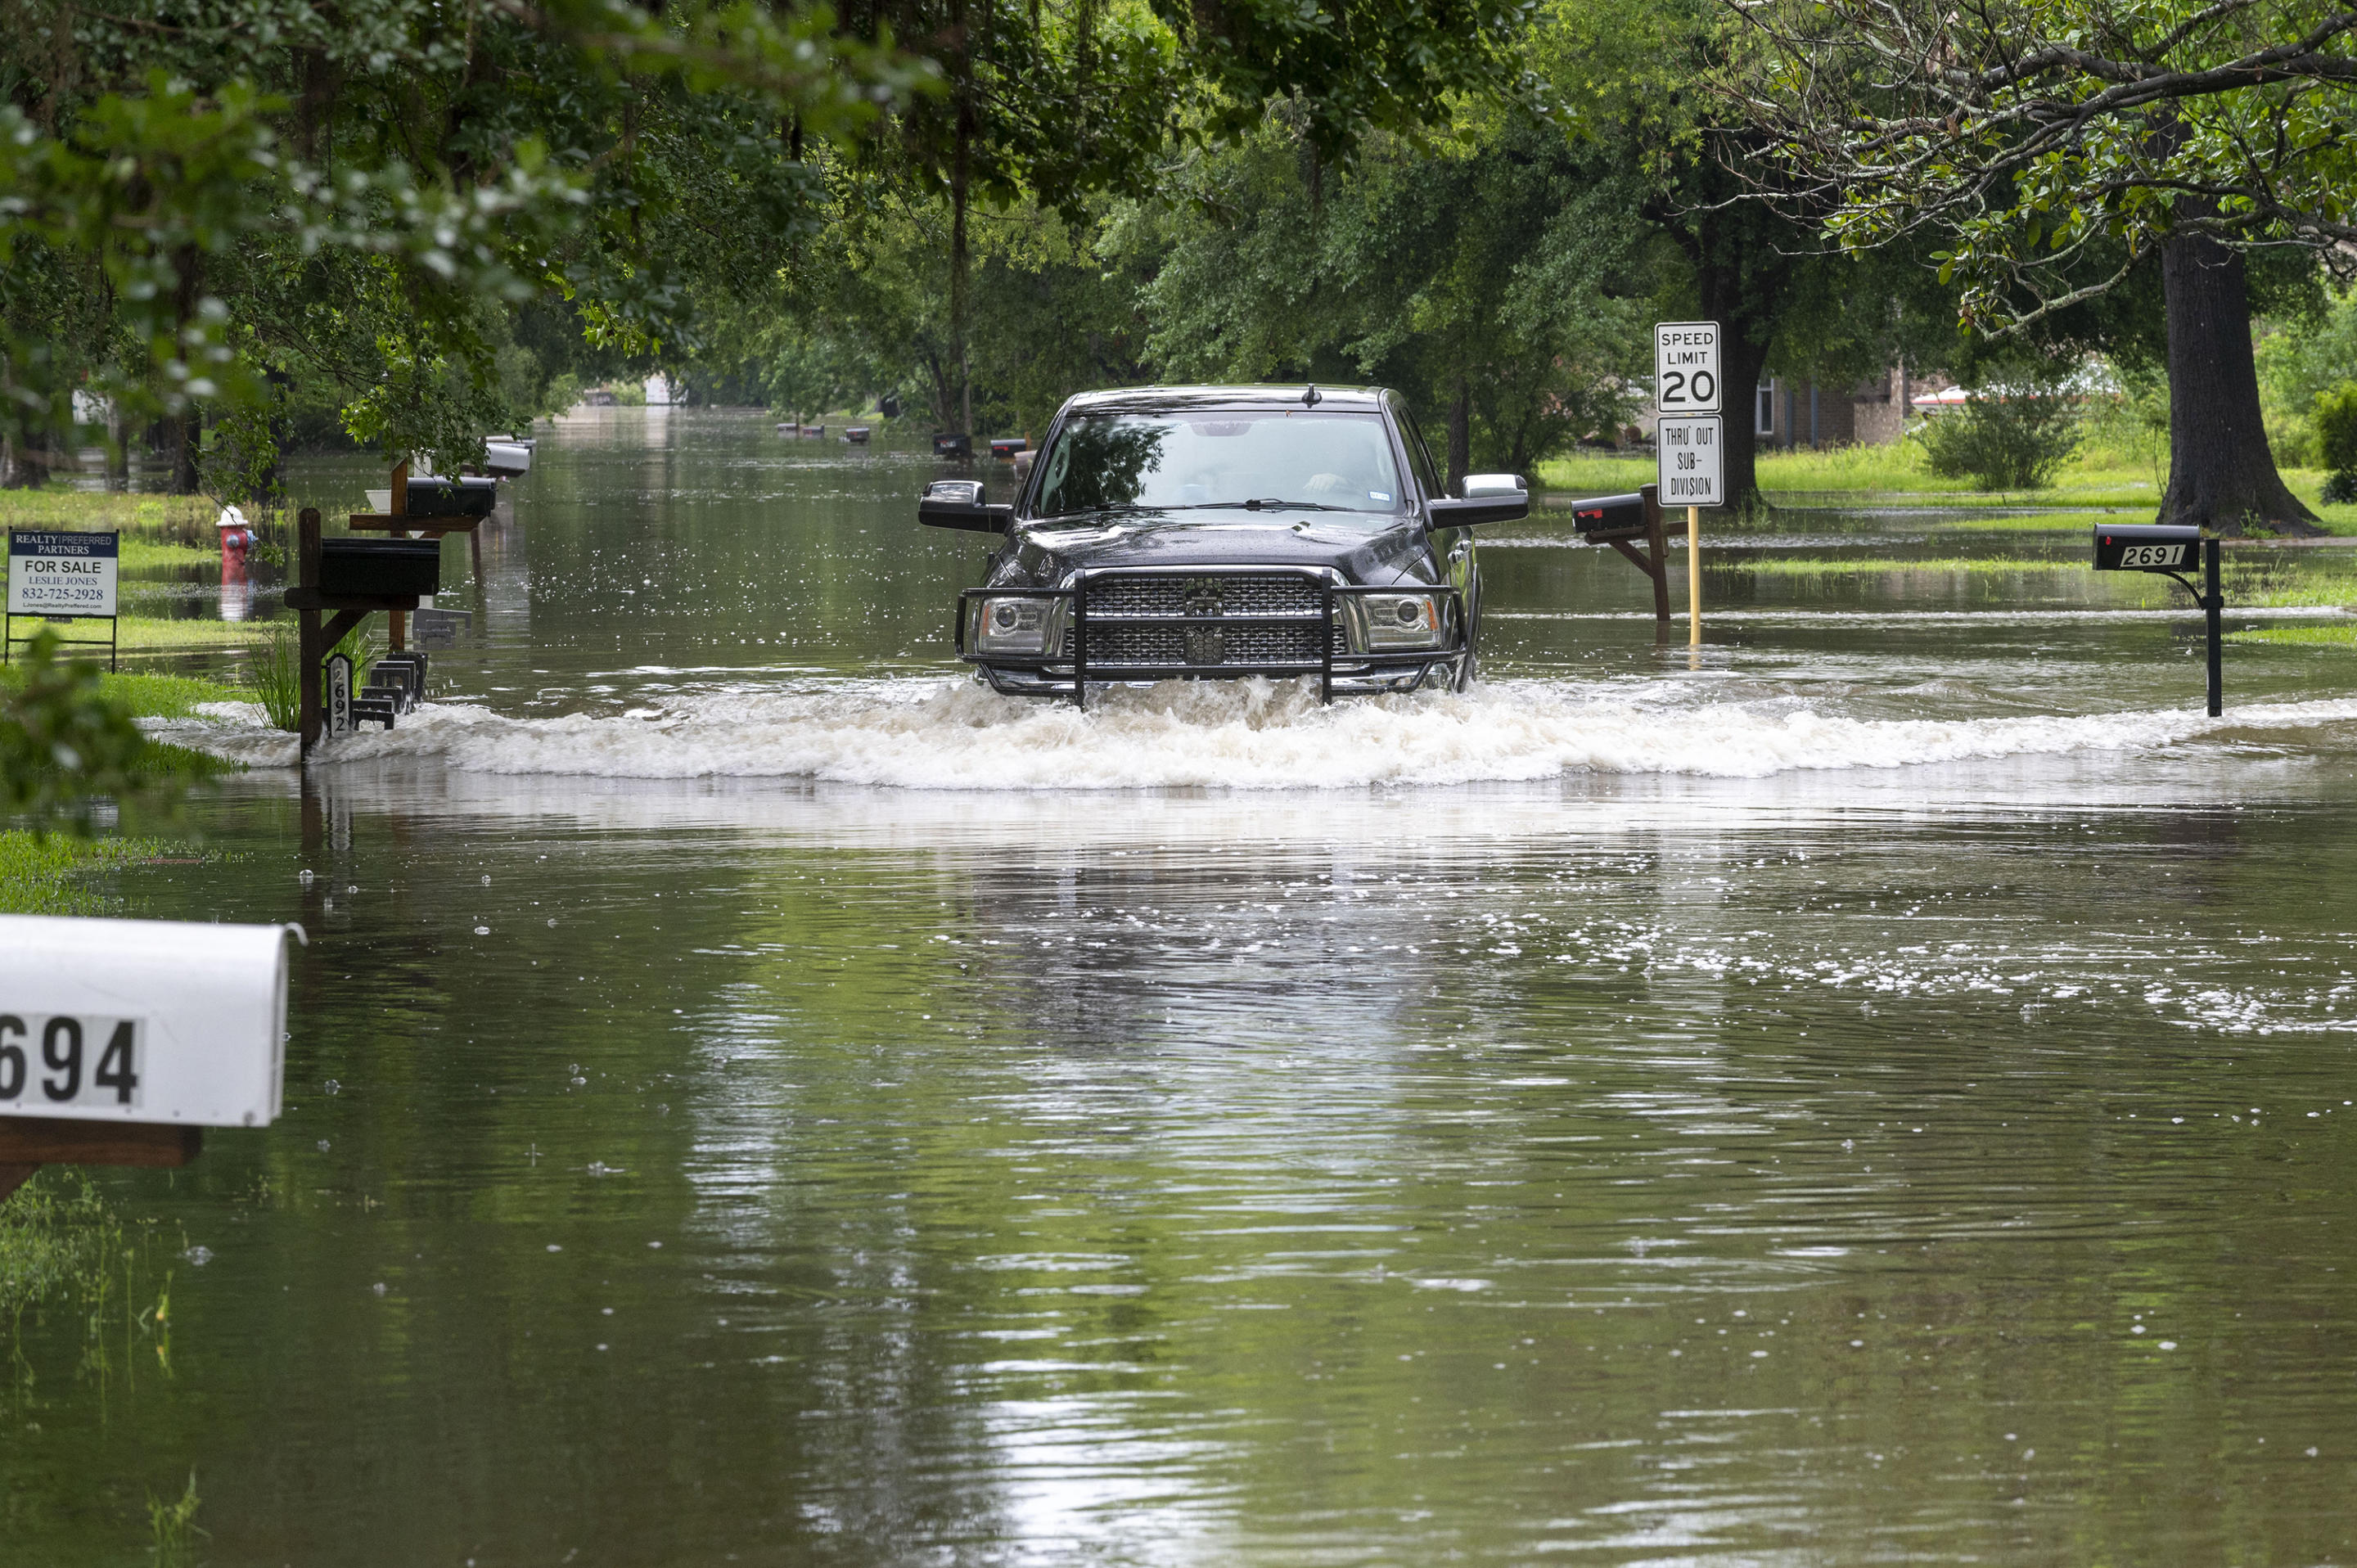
[957,568,1465,707]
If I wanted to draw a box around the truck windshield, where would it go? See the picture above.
[1032,411,1404,518]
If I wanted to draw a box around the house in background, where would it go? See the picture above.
[1747,364,1956,450]
[1629,363,1953,451]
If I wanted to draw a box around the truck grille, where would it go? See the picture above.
[1084,574,1323,620]
[1079,571,1331,670]
[1084,621,1325,669]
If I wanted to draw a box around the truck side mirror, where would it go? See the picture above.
[1429,474,1527,526]
[919,479,1012,533]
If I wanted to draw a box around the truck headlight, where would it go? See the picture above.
[972,595,1059,655]
[1359,593,1446,651]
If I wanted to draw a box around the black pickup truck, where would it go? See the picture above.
[920,385,1528,705]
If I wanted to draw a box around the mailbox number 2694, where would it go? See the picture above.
[0,1014,141,1106]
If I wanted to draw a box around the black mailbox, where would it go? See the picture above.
[990,437,1027,459]
[934,432,973,458]
[320,538,441,599]
[2090,521,2224,716]
[405,476,498,520]
[1569,492,1647,538]
[2093,522,2201,571]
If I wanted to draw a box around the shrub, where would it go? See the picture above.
[1914,376,2084,490]
[2315,381,2357,502]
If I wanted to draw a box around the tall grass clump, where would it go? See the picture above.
[1,1172,123,1320]
[147,1470,209,1561]
[250,620,380,732]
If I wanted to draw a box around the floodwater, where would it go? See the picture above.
[11,408,2357,1564]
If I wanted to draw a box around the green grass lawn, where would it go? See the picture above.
[8,615,268,656]
[1923,511,2130,533]
[1717,555,2086,577]
[0,831,179,916]
[6,663,246,739]
[0,658,244,714]
[1532,444,2355,533]
[116,615,268,651]
[0,489,219,538]
[25,615,266,651]
[2228,624,2357,646]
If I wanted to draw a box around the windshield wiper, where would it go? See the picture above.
[1038,503,1165,519]
[1196,499,1355,512]
[1043,499,1358,519]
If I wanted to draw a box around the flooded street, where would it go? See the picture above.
[13,410,2357,1564]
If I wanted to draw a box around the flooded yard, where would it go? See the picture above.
[9,409,2357,1564]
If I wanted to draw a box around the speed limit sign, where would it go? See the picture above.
[1654,322,1721,414]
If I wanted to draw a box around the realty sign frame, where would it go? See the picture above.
[1656,415,1725,507]
[6,529,120,670]
[1654,322,1722,415]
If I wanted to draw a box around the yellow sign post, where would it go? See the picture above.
[1654,321,1723,648]
[1687,506,1701,645]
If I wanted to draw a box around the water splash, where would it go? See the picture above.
[155,679,2357,791]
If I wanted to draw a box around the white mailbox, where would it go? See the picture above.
[0,916,295,1128]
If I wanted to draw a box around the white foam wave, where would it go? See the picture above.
[147,678,2357,791]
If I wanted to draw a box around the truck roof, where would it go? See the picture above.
[1058,385,1390,415]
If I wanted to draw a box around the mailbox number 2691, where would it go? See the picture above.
[2119,543,2187,567]
[0,1014,141,1106]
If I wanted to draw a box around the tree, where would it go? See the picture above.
[0,2,930,482]
[1725,0,2345,532]
[1120,111,1651,484]
[821,0,1544,435]
[1530,0,1942,512]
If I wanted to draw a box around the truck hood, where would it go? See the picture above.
[994,512,1439,588]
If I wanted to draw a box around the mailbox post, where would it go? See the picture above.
[2093,523,2223,716]
[291,458,490,752]
[0,917,293,1201]
[1567,485,1673,627]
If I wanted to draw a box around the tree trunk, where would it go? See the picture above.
[2158,226,2319,536]
[1446,372,1470,493]
[166,412,200,493]
[1714,322,1769,517]
[167,244,203,493]
[949,0,976,439]
[104,399,128,489]
[1683,257,1773,516]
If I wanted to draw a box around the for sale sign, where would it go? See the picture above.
[7,531,118,617]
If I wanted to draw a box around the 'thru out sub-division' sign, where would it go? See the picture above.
[1656,417,1724,507]
[0,917,295,1127]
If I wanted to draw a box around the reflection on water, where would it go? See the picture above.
[11,411,2357,1565]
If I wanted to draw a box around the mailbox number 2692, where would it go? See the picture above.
[0,1014,141,1106]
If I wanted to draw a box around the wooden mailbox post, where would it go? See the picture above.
[1566,483,1673,628]
[291,461,489,753]
[0,916,293,1203]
